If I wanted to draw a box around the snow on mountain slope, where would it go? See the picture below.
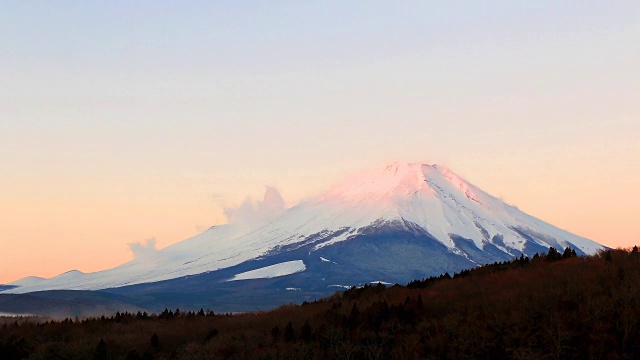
[7,276,46,287]
[307,162,600,254]
[3,161,603,294]
[227,260,306,281]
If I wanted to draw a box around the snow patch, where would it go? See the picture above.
[370,281,393,285]
[314,229,358,250]
[227,260,306,282]
[328,285,352,289]
[320,257,337,264]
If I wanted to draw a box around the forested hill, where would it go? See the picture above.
[2,247,639,359]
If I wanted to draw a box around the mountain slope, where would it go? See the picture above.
[3,162,603,297]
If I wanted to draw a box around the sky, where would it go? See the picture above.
[1,1,639,284]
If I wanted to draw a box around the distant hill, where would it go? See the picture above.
[0,291,147,319]
[0,286,15,293]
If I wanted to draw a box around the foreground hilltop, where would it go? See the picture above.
[2,248,638,359]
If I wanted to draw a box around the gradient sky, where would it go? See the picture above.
[1,1,639,284]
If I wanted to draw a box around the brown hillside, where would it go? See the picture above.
[1,247,639,359]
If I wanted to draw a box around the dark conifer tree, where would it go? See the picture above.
[547,247,560,261]
[351,303,360,318]
[283,321,294,342]
[604,250,613,263]
[93,339,107,360]
[300,320,312,341]
[125,349,142,360]
[271,325,280,339]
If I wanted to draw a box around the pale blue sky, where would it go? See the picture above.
[1,1,639,282]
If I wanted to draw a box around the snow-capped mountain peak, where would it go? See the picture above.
[3,161,604,294]
[321,161,427,201]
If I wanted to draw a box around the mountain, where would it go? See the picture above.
[1,162,604,312]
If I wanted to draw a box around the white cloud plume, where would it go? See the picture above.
[128,237,158,261]
[223,187,286,225]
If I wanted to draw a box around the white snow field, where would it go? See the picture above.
[227,260,306,281]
